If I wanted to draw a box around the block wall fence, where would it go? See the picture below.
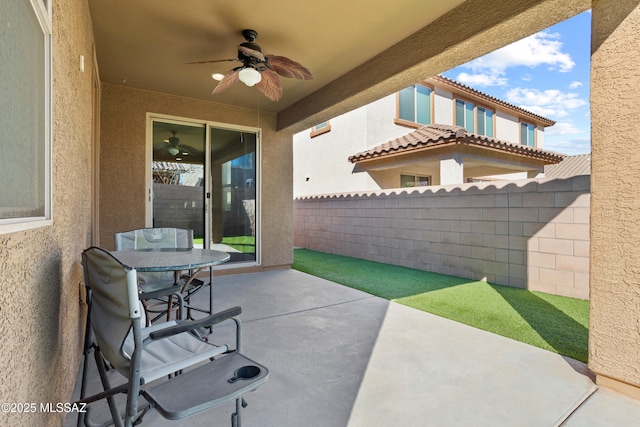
[294,176,590,299]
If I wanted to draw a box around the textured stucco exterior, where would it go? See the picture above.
[5,0,640,424]
[589,0,640,396]
[0,0,95,425]
[99,84,293,269]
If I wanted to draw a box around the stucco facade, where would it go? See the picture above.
[0,1,95,425]
[589,0,640,399]
[2,1,640,425]
[294,76,555,197]
[99,84,293,270]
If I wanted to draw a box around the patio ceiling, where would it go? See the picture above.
[89,0,589,132]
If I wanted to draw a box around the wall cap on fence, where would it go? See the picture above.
[294,176,590,201]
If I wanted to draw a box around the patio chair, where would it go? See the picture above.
[114,227,210,323]
[77,246,268,427]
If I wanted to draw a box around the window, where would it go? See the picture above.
[455,99,494,137]
[397,85,432,125]
[0,0,52,233]
[476,107,494,137]
[310,121,331,138]
[401,175,430,188]
[520,122,536,147]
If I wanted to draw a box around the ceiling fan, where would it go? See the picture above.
[186,29,313,102]
[153,131,201,160]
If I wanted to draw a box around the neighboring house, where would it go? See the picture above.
[294,75,562,197]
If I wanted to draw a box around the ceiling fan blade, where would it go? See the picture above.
[265,54,313,80]
[237,45,265,62]
[184,58,239,65]
[255,68,283,102]
[212,68,241,95]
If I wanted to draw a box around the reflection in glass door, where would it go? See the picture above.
[210,128,258,263]
[151,121,206,243]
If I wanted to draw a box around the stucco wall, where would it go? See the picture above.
[294,176,590,299]
[0,0,95,425]
[589,0,640,395]
[99,84,293,269]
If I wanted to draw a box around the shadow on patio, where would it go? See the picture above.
[67,269,640,427]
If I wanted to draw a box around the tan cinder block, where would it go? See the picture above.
[525,222,555,238]
[528,251,556,269]
[539,238,574,255]
[556,223,590,240]
[523,192,556,207]
[556,254,590,273]
[574,240,590,257]
[509,207,539,222]
[573,207,590,224]
[482,207,509,221]
[539,268,574,287]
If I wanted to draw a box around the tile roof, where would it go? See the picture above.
[348,124,565,164]
[544,154,591,177]
[428,76,556,127]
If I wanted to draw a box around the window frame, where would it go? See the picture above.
[0,0,53,234]
[454,98,495,137]
[310,121,331,138]
[520,121,536,147]
[395,84,433,128]
[400,174,431,188]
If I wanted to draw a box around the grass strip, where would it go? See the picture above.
[293,248,589,363]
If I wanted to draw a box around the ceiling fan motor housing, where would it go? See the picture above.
[238,42,263,65]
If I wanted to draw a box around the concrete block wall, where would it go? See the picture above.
[153,183,204,236]
[294,175,590,299]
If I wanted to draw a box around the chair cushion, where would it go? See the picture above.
[121,321,228,383]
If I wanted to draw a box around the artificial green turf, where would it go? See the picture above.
[292,248,589,363]
[194,236,256,253]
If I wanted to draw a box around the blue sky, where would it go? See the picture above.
[442,11,591,155]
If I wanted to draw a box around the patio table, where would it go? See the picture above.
[110,248,231,321]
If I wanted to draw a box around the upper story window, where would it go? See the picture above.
[310,121,331,138]
[397,84,432,126]
[401,174,430,188]
[455,99,494,137]
[0,0,53,234]
[520,122,536,147]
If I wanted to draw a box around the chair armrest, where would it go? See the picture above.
[147,306,242,342]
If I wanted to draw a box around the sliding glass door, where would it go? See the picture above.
[149,116,259,265]
[151,120,206,241]
[210,127,258,263]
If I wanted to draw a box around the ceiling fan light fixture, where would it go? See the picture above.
[211,73,225,81]
[168,147,180,156]
[238,67,261,87]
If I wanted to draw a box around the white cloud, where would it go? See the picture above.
[545,138,591,155]
[521,74,533,82]
[546,122,583,136]
[455,72,508,87]
[463,31,575,74]
[569,81,583,89]
[505,88,587,119]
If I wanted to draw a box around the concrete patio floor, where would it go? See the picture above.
[66,269,640,426]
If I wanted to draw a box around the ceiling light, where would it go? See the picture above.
[168,147,179,156]
[238,67,261,87]
[211,73,225,81]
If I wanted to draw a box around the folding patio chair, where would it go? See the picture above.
[77,246,268,427]
[114,227,211,323]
